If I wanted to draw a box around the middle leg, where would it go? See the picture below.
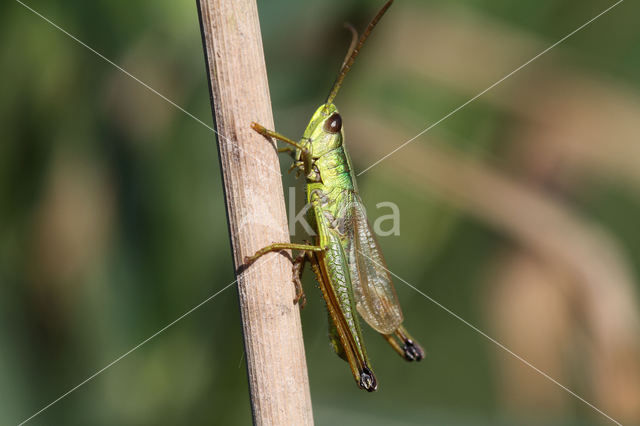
[244,242,323,265]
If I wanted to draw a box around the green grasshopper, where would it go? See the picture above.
[245,0,423,392]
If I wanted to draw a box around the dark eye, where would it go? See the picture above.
[324,113,342,134]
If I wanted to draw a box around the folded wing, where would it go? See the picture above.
[344,193,403,334]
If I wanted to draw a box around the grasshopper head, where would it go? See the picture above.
[299,103,343,161]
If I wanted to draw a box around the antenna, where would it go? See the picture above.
[325,0,394,105]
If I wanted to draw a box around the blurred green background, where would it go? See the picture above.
[2,0,640,424]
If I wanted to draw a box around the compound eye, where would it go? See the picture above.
[324,113,342,134]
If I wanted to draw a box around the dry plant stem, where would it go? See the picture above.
[197,1,313,424]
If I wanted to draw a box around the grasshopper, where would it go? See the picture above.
[245,0,423,392]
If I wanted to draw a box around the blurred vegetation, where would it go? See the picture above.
[2,0,640,425]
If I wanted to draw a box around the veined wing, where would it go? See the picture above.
[344,193,403,334]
